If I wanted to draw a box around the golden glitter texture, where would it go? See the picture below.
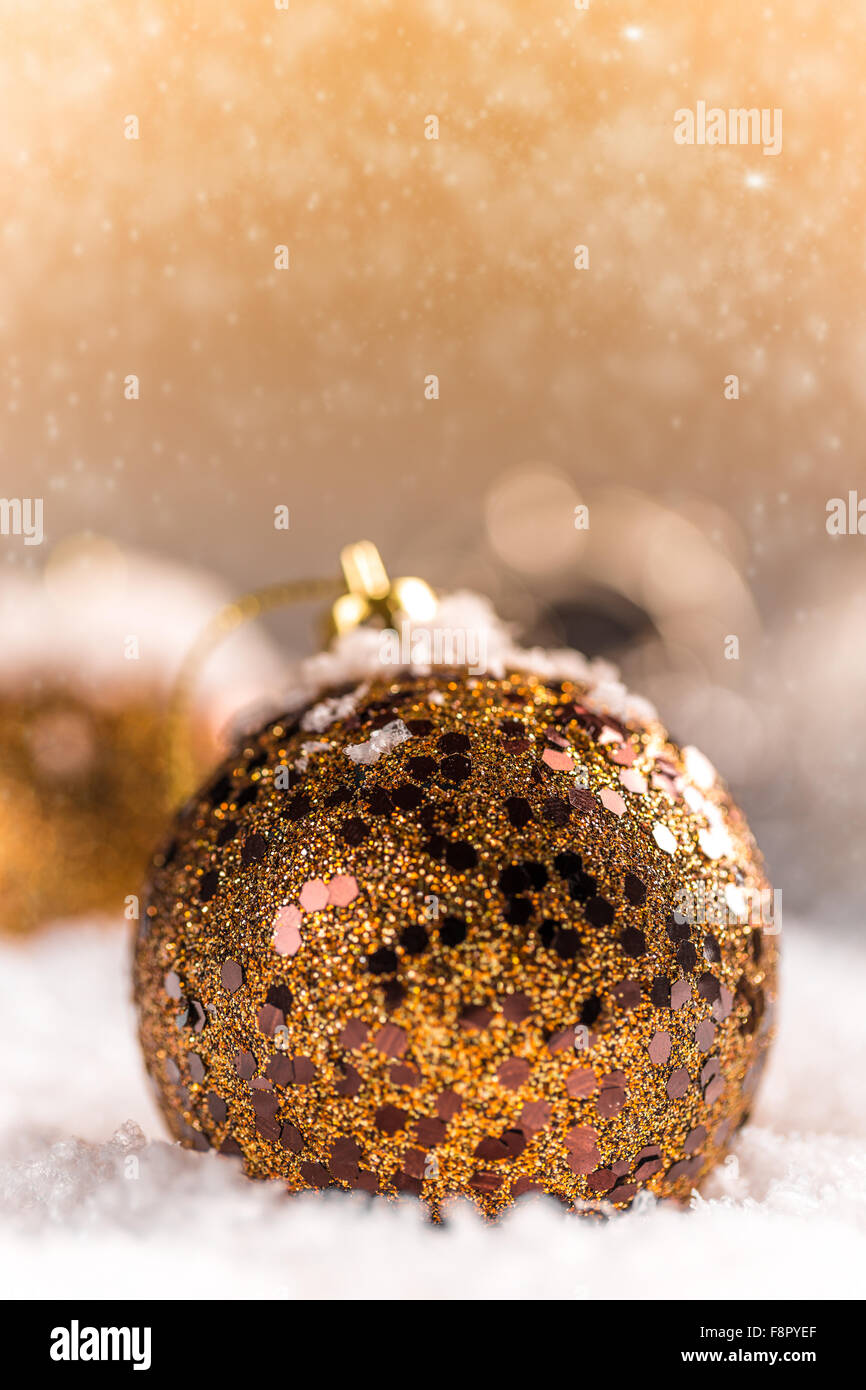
[134,671,777,1217]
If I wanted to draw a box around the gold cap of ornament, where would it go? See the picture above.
[330,541,437,635]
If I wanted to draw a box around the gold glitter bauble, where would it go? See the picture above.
[134,671,777,1217]
[0,688,213,936]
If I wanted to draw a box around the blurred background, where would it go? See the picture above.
[1,0,863,930]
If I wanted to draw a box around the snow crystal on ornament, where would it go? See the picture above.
[301,686,367,734]
[345,718,410,765]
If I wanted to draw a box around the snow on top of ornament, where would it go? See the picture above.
[294,590,658,728]
[0,541,287,730]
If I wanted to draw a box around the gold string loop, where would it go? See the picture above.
[166,575,341,807]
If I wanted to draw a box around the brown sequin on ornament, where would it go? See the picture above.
[133,671,777,1217]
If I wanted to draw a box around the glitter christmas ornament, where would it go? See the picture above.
[0,541,285,935]
[134,548,777,1217]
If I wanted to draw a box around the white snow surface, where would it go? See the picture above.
[0,919,863,1301]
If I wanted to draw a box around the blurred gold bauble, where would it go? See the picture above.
[134,669,776,1217]
[0,540,290,935]
[0,687,216,936]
